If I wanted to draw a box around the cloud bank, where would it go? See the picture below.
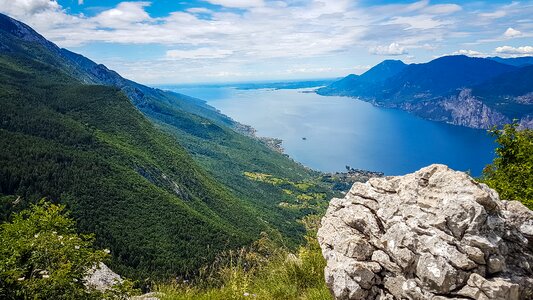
[0,0,532,83]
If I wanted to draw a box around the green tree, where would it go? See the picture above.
[0,200,134,299]
[482,123,533,209]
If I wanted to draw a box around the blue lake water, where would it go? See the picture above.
[167,86,496,176]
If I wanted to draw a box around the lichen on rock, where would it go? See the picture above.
[318,164,533,300]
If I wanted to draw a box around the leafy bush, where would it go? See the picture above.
[482,123,533,208]
[0,200,136,299]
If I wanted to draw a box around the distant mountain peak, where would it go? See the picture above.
[359,59,407,83]
[380,59,406,65]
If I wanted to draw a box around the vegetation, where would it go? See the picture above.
[0,200,137,299]
[0,52,272,279]
[150,106,338,245]
[482,123,533,209]
[243,172,330,210]
[155,216,332,300]
[0,22,338,281]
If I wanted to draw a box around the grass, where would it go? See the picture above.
[243,172,330,209]
[154,216,332,300]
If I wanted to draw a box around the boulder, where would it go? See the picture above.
[318,164,533,299]
[84,262,122,292]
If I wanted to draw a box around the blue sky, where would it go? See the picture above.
[1,0,532,84]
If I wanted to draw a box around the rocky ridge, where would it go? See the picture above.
[318,164,533,299]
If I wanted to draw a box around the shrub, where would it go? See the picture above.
[0,200,136,299]
[482,123,533,209]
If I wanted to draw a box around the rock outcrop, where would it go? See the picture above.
[85,263,163,299]
[85,263,123,292]
[318,164,533,299]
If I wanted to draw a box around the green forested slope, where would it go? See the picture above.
[0,13,335,280]
[145,104,328,241]
[0,53,270,279]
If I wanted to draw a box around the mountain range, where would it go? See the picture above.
[318,55,533,129]
[0,13,335,279]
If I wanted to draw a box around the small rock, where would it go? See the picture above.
[84,262,122,292]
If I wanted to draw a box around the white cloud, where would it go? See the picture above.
[422,4,462,15]
[386,15,450,30]
[203,0,264,8]
[479,11,506,19]
[504,27,522,38]
[451,49,486,57]
[94,2,151,28]
[166,48,233,60]
[186,7,212,14]
[495,45,533,56]
[0,0,60,17]
[369,43,407,56]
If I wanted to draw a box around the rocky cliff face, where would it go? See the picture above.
[397,89,513,129]
[318,164,533,299]
[439,89,511,129]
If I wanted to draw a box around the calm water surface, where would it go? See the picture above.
[169,86,496,176]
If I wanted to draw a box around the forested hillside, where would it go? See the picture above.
[0,52,266,279]
[0,13,337,280]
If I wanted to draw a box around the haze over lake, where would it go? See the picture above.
[167,86,496,176]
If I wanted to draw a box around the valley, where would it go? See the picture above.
[168,86,496,176]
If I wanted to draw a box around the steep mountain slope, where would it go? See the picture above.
[0,13,333,279]
[0,13,234,128]
[319,55,532,129]
[318,60,406,97]
[0,13,324,214]
[0,52,265,279]
[474,64,533,107]
[471,65,533,126]
[358,59,407,83]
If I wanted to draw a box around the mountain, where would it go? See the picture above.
[318,60,406,97]
[0,13,235,128]
[0,13,333,279]
[471,65,533,125]
[358,59,407,83]
[379,55,516,102]
[489,56,533,67]
[318,55,532,129]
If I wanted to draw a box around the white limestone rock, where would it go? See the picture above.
[318,164,533,299]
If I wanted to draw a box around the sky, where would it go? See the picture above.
[0,0,532,84]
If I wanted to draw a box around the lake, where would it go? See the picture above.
[166,86,496,176]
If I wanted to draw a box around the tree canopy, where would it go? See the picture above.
[482,123,533,209]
